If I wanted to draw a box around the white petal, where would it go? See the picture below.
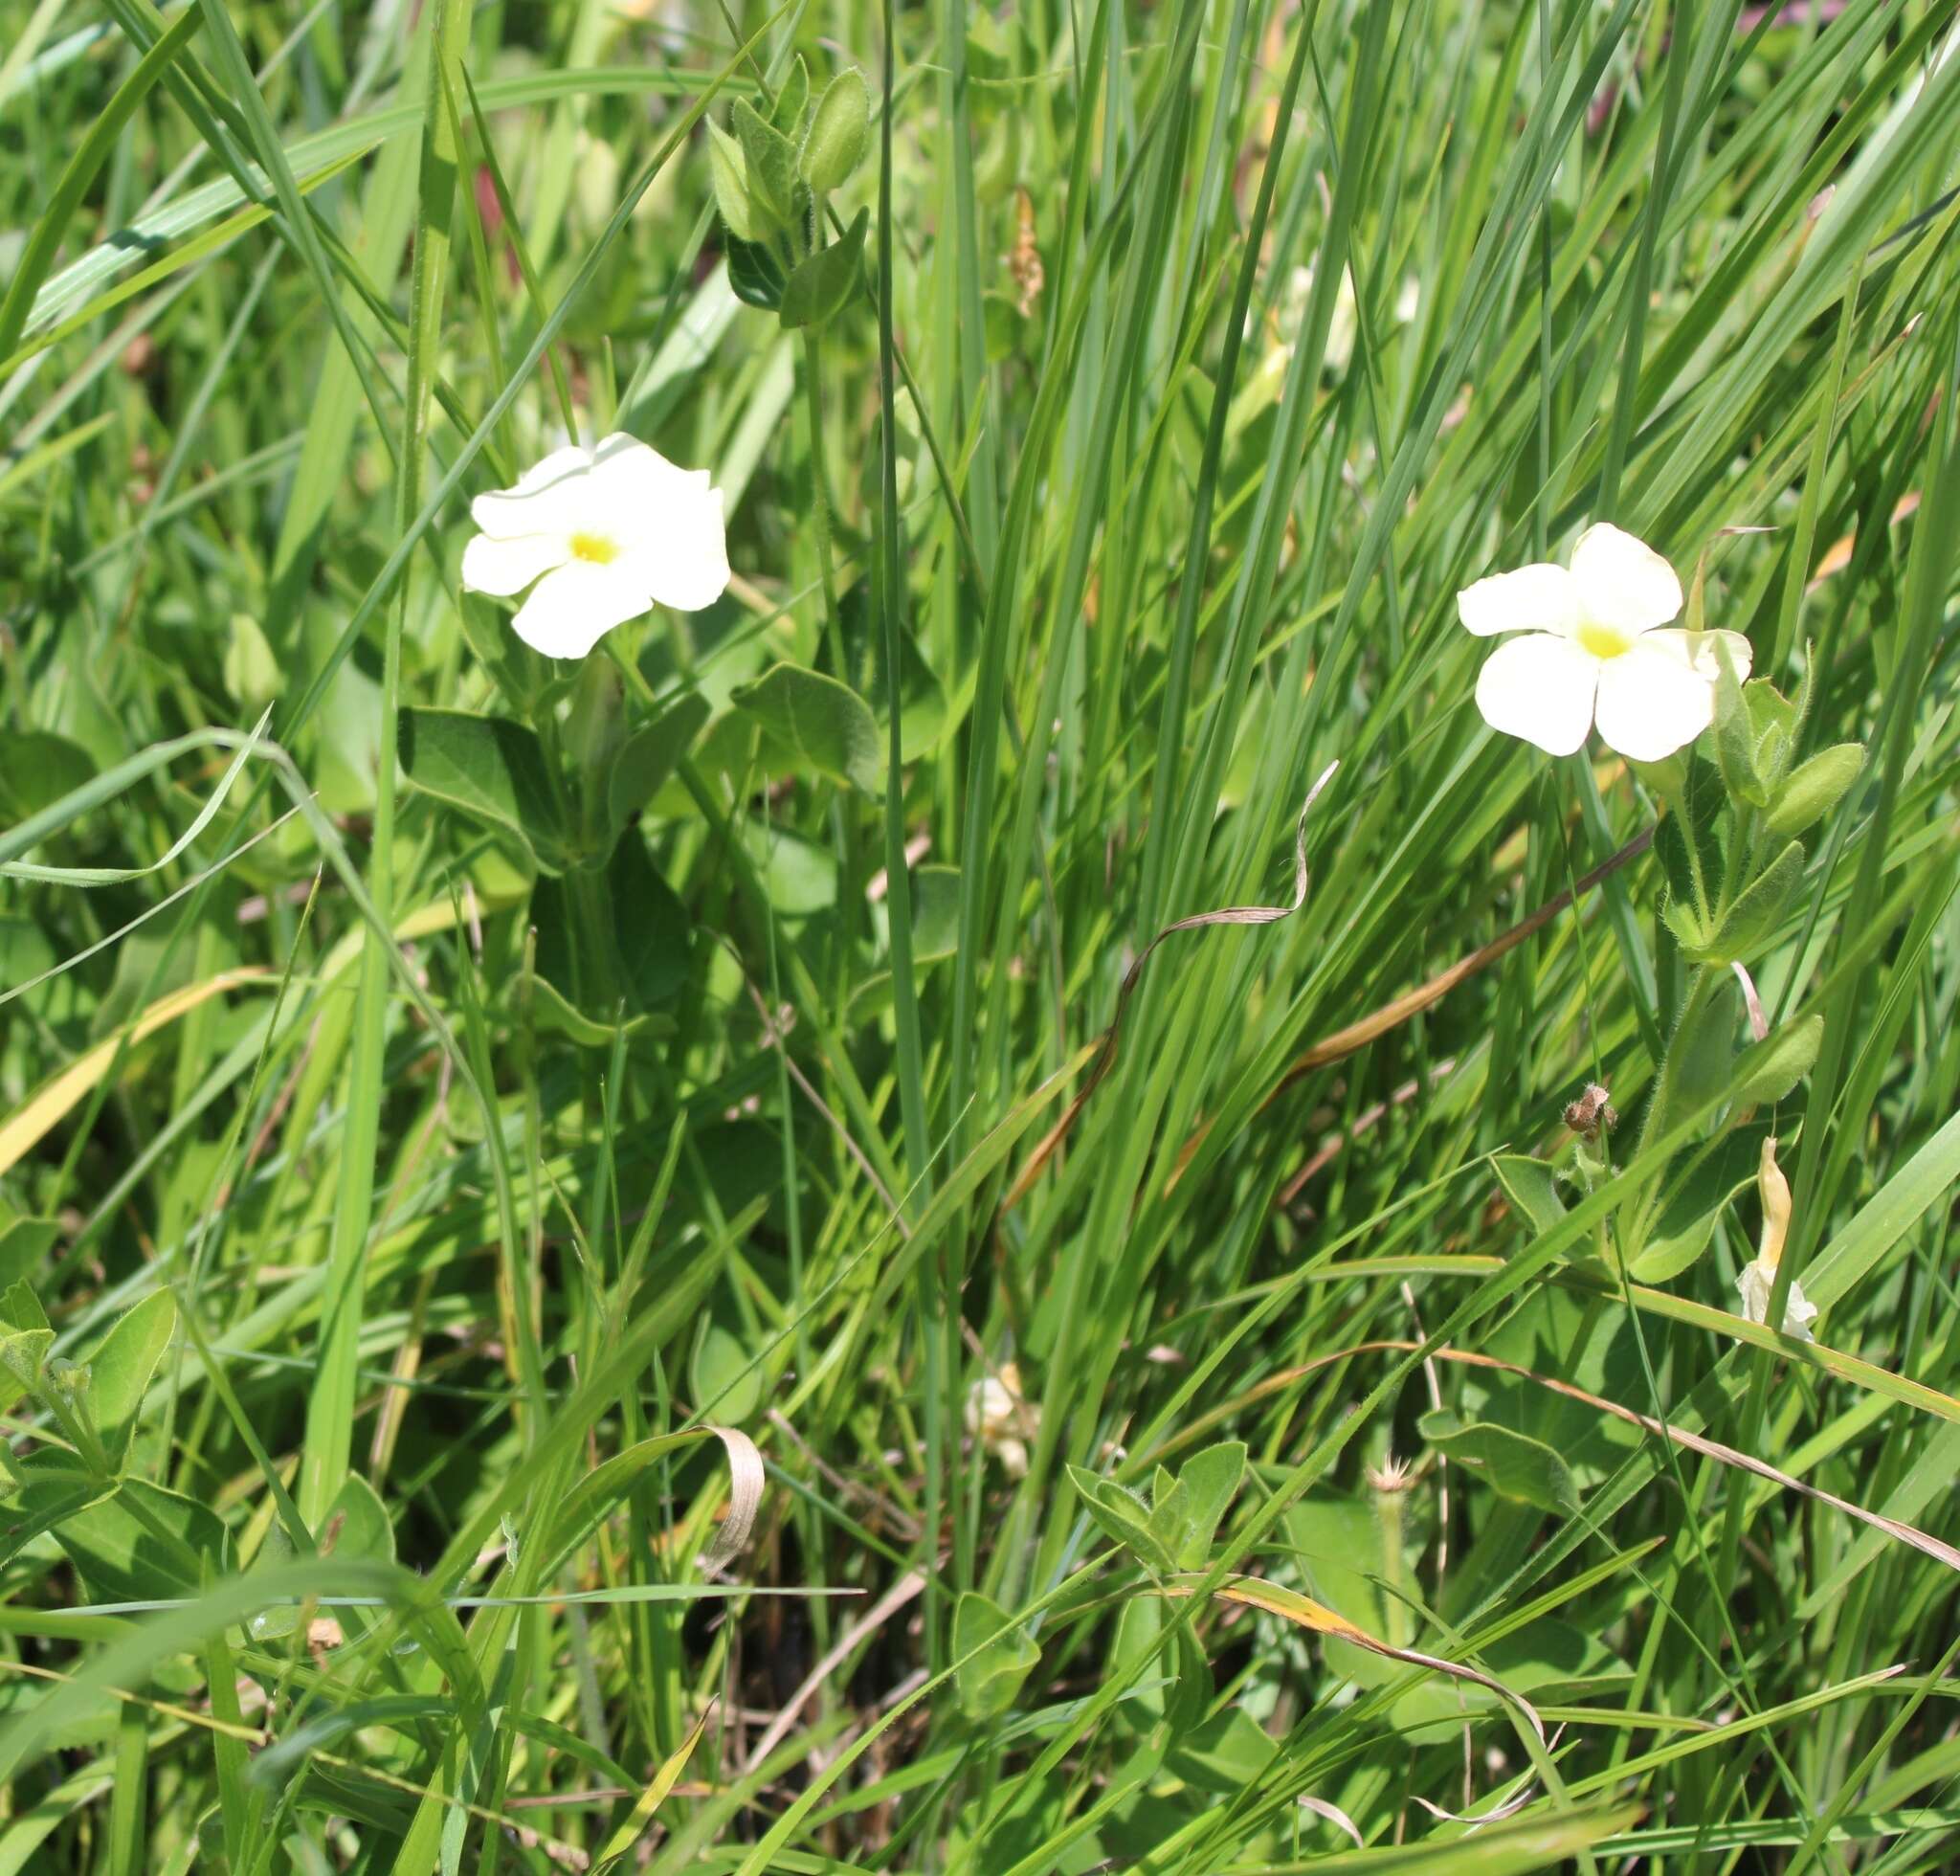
[586,436,731,613]
[1474,633,1599,756]
[470,443,595,539]
[1736,1260,1772,1326]
[1457,563,1580,638]
[509,559,655,659]
[582,434,707,531]
[460,530,568,596]
[1736,1260,1817,1341]
[1639,628,1753,685]
[1593,640,1716,761]
[1570,523,1682,636]
[619,486,730,613]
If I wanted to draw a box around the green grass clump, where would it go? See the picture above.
[2,0,1959,1868]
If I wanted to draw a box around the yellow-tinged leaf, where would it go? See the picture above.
[590,1706,712,1873]
[0,971,268,1178]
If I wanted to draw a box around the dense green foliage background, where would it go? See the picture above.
[2,0,1959,1868]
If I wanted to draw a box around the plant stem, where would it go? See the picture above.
[801,323,850,687]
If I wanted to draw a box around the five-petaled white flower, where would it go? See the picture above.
[460,433,730,659]
[1459,524,1751,762]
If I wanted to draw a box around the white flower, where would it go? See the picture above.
[1736,1260,1819,1341]
[965,1363,1036,1480]
[460,433,729,659]
[1459,524,1752,762]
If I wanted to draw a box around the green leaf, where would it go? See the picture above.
[724,234,785,310]
[1766,742,1864,838]
[609,834,693,1007]
[1661,896,1713,952]
[732,660,881,791]
[0,1214,56,1291]
[0,1279,53,1418]
[1417,1409,1576,1512]
[322,1473,396,1566]
[871,863,961,961]
[1702,839,1803,963]
[1109,1592,1172,1728]
[730,99,796,226]
[525,973,666,1051]
[769,56,810,138]
[1712,638,1765,806]
[0,1278,49,1335]
[1743,677,1798,790]
[0,1327,55,1419]
[740,821,837,917]
[778,209,868,329]
[606,693,709,844]
[253,1468,400,1643]
[223,612,281,711]
[524,838,688,1046]
[1145,1476,1191,1562]
[1165,1708,1278,1794]
[689,1320,764,1425]
[0,732,96,826]
[1654,756,1725,934]
[1493,1154,1567,1236]
[86,1289,175,1475]
[1172,1441,1245,1569]
[54,1476,231,1603]
[398,708,567,871]
[833,573,949,762]
[1066,1464,1176,1574]
[800,68,869,191]
[706,118,760,241]
[953,1591,1040,1722]
[1627,1128,1763,1283]
[1731,1013,1823,1109]
[0,1454,113,1576]
[1665,988,1737,1120]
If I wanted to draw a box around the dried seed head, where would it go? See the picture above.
[1366,1453,1414,1495]
[1007,188,1044,318]
[1563,1082,1617,1139]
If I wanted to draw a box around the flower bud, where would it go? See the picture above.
[801,68,870,192]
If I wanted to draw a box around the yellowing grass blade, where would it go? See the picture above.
[0,971,269,1179]
[590,1705,713,1874]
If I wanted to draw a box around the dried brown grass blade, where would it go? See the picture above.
[1001,763,1340,1212]
[1164,1572,1546,1747]
[1263,827,1652,1099]
[699,1425,766,1572]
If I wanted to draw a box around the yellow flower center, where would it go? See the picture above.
[1576,619,1637,660]
[568,531,619,565]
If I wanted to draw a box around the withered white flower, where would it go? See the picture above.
[1736,1260,1819,1341]
[965,1362,1036,1480]
[1459,524,1751,762]
[1735,1136,1819,1341]
[1274,263,1419,374]
[460,433,729,659]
